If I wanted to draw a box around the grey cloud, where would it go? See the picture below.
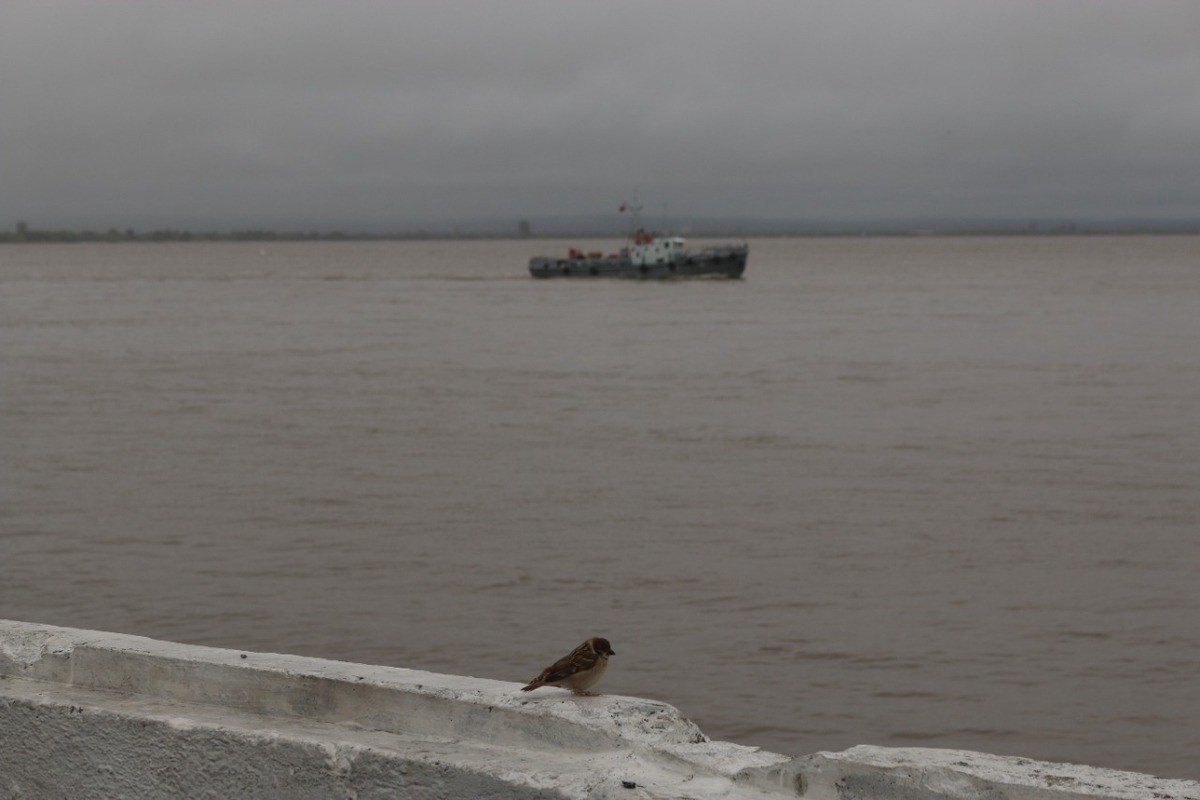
[2,1,1198,229]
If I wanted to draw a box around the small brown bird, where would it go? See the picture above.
[521,637,616,695]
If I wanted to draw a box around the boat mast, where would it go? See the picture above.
[622,189,644,235]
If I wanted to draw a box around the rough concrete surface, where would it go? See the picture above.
[796,747,1200,800]
[2,620,1197,800]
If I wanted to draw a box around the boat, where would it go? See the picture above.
[528,200,747,279]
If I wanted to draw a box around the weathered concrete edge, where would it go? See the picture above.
[793,747,1200,800]
[0,620,791,799]
[2,620,1197,800]
[0,619,716,752]
[1,676,730,800]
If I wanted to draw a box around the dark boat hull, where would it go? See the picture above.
[529,245,747,279]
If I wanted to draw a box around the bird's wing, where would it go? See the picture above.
[538,643,599,684]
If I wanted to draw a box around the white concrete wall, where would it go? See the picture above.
[1,620,1197,800]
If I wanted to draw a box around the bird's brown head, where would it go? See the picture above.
[589,637,615,656]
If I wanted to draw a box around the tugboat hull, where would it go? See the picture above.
[529,244,747,279]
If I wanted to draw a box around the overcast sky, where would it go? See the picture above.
[2,1,1198,230]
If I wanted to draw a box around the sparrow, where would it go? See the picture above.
[521,637,616,695]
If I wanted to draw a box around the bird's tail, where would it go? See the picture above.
[520,680,541,692]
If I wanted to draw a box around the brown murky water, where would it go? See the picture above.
[3,237,1198,779]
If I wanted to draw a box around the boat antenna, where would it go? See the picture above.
[620,189,644,234]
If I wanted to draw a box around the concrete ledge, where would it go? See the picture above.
[795,747,1200,800]
[2,620,1197,800]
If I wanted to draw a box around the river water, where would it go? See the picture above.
[3,236,1198,779]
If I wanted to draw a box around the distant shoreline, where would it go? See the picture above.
[3,224,1199,244]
